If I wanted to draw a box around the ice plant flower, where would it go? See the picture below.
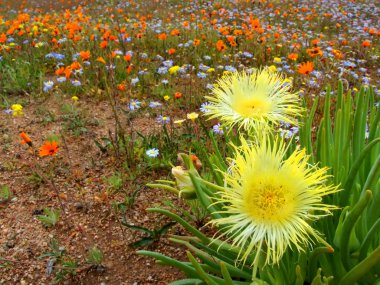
[146,148,159,158]
[39,141,59,157]
[205,69,302,133]
[211,137,338,273]
[11,104,23,117]
[268,65,277,72]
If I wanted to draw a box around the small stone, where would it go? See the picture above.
[74,202,84,210]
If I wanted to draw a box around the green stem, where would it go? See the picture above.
[341,138,380,205]
[146,183,179,195]
[362,154,380,196]
[309,246,334,278]
[146,208,209,243]
[340,190,372,270]
[358,218,380,261]
[339,245,380,285]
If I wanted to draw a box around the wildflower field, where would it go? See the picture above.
[0,0,379,284]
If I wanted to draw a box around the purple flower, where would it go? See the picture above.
[157,115,170,124]
[213,124,224,135]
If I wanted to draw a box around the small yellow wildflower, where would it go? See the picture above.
[169,66,180,74]
[207,68,215,73]
[11,104,23,117]
[164,95,170,101]
[71,96,79,101]
[273,57,282,63]
[187,112,199,122]
[174,119,186,125]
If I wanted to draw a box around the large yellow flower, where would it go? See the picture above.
[211,137,338,272]
[205,69,302,132]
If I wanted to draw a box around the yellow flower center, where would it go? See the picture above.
[232,97,272,118]
[244,182,294,222]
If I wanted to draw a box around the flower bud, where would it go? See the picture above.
[171,166,196,199]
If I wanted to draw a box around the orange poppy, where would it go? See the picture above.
[298,62,314,75]
[168,48,176,55]
[288,53,298,61]
[117,84,126,91]
[170,29,180,36]
[307,47,323,57]
[216,40,227,52]
[39,141,59,157]
[20,132,32,146]
[332,49,344,59]
[96,57,106,64]
[123,54,132,62]
[361,40,371,47]
[99,41,108,48]
[158,33,167,40]
[79,50,90,60]
[55,66,65,76]
[193,39,201,46]
[174,92,182,99]
[70,62,81,70]
[311,39,320,46]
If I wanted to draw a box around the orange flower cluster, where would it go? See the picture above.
[19,133,59,157]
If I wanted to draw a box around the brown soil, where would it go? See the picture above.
[0,94,186,284]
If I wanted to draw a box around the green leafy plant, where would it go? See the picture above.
[55,260,78,282]
[0,185,13,203]
[36,208,61,227]
[86,246,104,266]
[104,172,123,193]
[123,220,176,248]
[39,239,78,281]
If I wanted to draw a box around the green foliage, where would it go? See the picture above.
[39,239,78,281]
[122,220,176,248]
[104,172,123,193]
[36,208,60,227]
[0,185,13,203]
[0,58,44,96]
[27,172,44,187]
[55,259,78,282]
[86,246,104,266]
[61,102,88,136]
